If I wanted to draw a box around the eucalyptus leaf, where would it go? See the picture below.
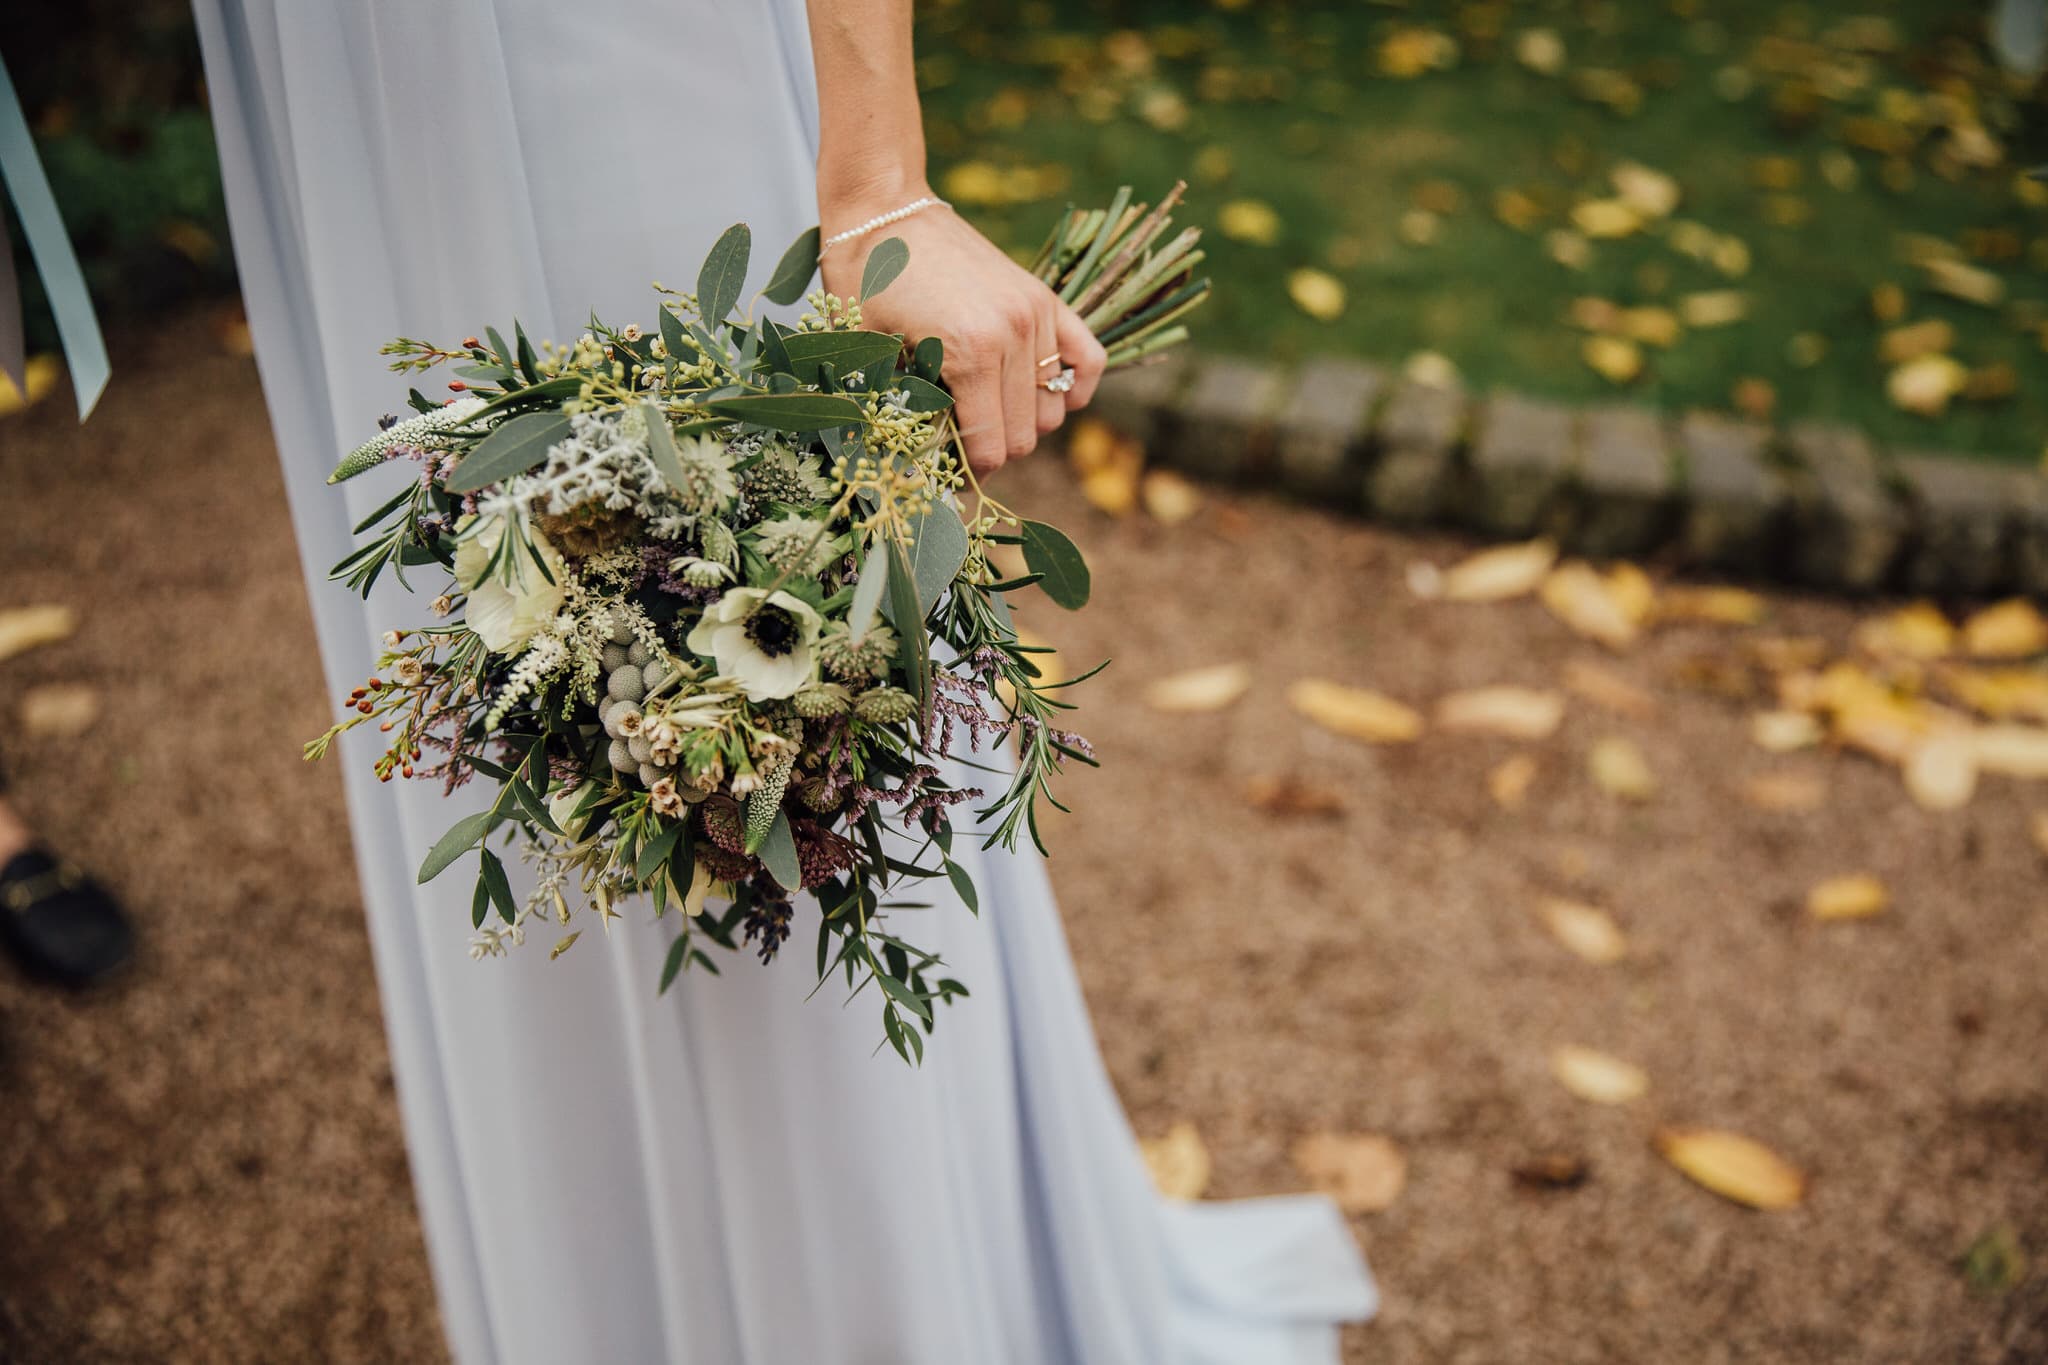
[904,500,969,615]
[444,412,571,493]
[780,330,904,383]
[479,848,517,925]
[763,225,822,306]
[847,538,889,640]
[861,236,911,300]
[704,393,867,432]
[697,223,751,326]
[419,810,496,884]
[758,810,801,891]
[1018,519,1091,609]
[912,335,944,382]
[657,933,690,994]
[892,375,953,412]
[945,860,979,914]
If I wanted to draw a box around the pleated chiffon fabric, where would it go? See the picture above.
[191,4,1376,1361]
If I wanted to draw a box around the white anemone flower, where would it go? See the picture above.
[684,588,823,702]
[452,514,569,654]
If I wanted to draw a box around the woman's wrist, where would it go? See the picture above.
[816,159,935,237]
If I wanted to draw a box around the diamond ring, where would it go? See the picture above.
[1042,366,1076,395]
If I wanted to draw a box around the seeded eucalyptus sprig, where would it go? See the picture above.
[1028,181,1208,369]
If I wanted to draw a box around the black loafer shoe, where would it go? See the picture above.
[0,847,136,988]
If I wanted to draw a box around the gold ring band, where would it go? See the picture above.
[1037,353,1063,369]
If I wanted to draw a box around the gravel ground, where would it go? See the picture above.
[1,316,2043,1364]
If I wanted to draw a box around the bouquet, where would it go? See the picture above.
[309,184,1206,1060]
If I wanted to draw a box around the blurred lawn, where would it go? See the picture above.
[916,0,2048,464]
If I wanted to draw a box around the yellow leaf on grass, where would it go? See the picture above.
[1905,732,1980,810]
[1752,709,1824,752]
[1571,197,1644,239]
[1537,896,1628,964]
[1145,662,1252,714]
[1679,290,1748,328]
[1562,660,1656,718]
[1403,351,1461,389]
[1589,736,1656,799]
[1611,162,1680,219]
[1443,539,1558,602]
[1583,334,1644,384]
[1655,1128,1806,1209]
[18,684,100,739]
[1808,873,1889,920]
[1217,198,1282,246]
[1140,469,1203,524]
[1656,585,1768,626]
[1551,1045,1649,1104]
[1287,269,1347,322]
[1489,753,1540,808]
[1434,686,1567,739]
[0,605,78,663]
[1514,27,1566,76]
[1962,599,2048,660]
[1288,679,1424,743]
[1855,601,1954,659]
[1923,258,2006,307]
[1291,1132,1407,1214]
[1141,1121,1212,1202]
[1542,562,1641,650]
[1879,318,1956,365]
[1742,770,1828,812]
[1888,354,1968,417]
[1974,725,2048,778]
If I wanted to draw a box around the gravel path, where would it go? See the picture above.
[1,317,2043,1363]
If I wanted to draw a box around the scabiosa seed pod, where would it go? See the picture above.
[698,796,747,855]
[627,641,650,667]
[641,660,665,690]
[791,681,852,719]
[818,622,899,680]
[745,753,796,851]
[627,735,653,766]
[607,739,637,775]
[601,643,631,674]
[854,686,919,725]
[609,619,636,647]
[638,762,664,788]
[606,665,646,704]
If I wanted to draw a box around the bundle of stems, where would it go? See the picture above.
[1028,181,1208,370]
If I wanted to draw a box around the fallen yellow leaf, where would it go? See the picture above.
[1217,198,1282,246]
[1906,732,1980,810]
[1434,686,1567,740]
[1377,27,1457,78]
[1655,1128,1806,1210]
[1551,1045,1649,1104]
[1888,354,1968,416]
[1245,773,1348,817]
[1583,334,1644,384]
[1140,469,1203,524]
[1443,539,1558,602]
[1742,770,1828,812]
[1923,258,2005,307]
[1145,662,1253,714]
[1752,710,1824,753]
[1679,289,1748,328]
[1962,599,2048,660]
[1808,873,1889,920]
[0,354,61,416]
[1291,1132,1407,1214]
[1513,27,1566,76]
[1937,666,2048,722]
[1488,753,1540,808]
[1973,725,2048,778]
[1287,268,1348,322]
[1288,679,1425,743]
[1589,736,1656,799]
[1140,1121,1212,1201]
[1879,318,1957,365]
[1562,660,1656,718]
[1619,306,1682,348]
[1656,585,1768,626]
[0,605,79,663]
[1571,197,1644,239]
[1542,562,1642,650]
[18,684,100,739]
[1855,602,1954,660]
[1611,162,1680,219]
[1403,351,1461,389]
[1537,896,1628,964]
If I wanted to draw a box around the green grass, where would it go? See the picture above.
[915,0,2048,465]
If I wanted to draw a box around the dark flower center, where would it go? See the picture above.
[745,606,800,657]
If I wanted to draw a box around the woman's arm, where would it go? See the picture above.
[804,0,1106,474]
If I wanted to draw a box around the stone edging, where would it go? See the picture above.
[1087,352,2048,598]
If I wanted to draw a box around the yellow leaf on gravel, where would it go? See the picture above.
[1443,539,1558,602]
[1589,736,1656,799]
[18,684,100,739]
[1140,469,1203,524]
[1291,1132,1407,1214]
[1962,599,2048,660]
[1808,873,1889,920]
[1537,896,1628,964]
[1562,660,1656,718]
[1217,198,1281,246]
[1832,697,1951,766]
[1488,753,1540,808]
[1656,585,1768,626]
[1145,663,1252,714]
[1655,1128,1806,1209]
[1856,602,1954,659]
[1583,334,1644,384]
[1245,774,1349,818]
[1974,725,2048,778]
[1939,666,2048,722]
[1066,417,1144,517]
[1542,562,1644,649]
[1551,1045,1649,1104]
[1434,686,1567,739]
[1752,710,1824,752]
[1905,733,1980,810]
[1287,269,1347,322]
[1742,770,1828,812]
[0,605,78,663]
[1141,1122,1212,1202]
[1288,679,1424,743]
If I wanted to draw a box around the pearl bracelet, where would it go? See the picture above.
[818,196,948,258]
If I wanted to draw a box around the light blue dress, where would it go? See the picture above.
[191,4,1376,1361]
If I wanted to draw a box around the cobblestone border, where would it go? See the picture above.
[1088,353,2048,597]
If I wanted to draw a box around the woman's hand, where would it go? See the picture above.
[817,202,1107,477]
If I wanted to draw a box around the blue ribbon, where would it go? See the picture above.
[0,57,109,421]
